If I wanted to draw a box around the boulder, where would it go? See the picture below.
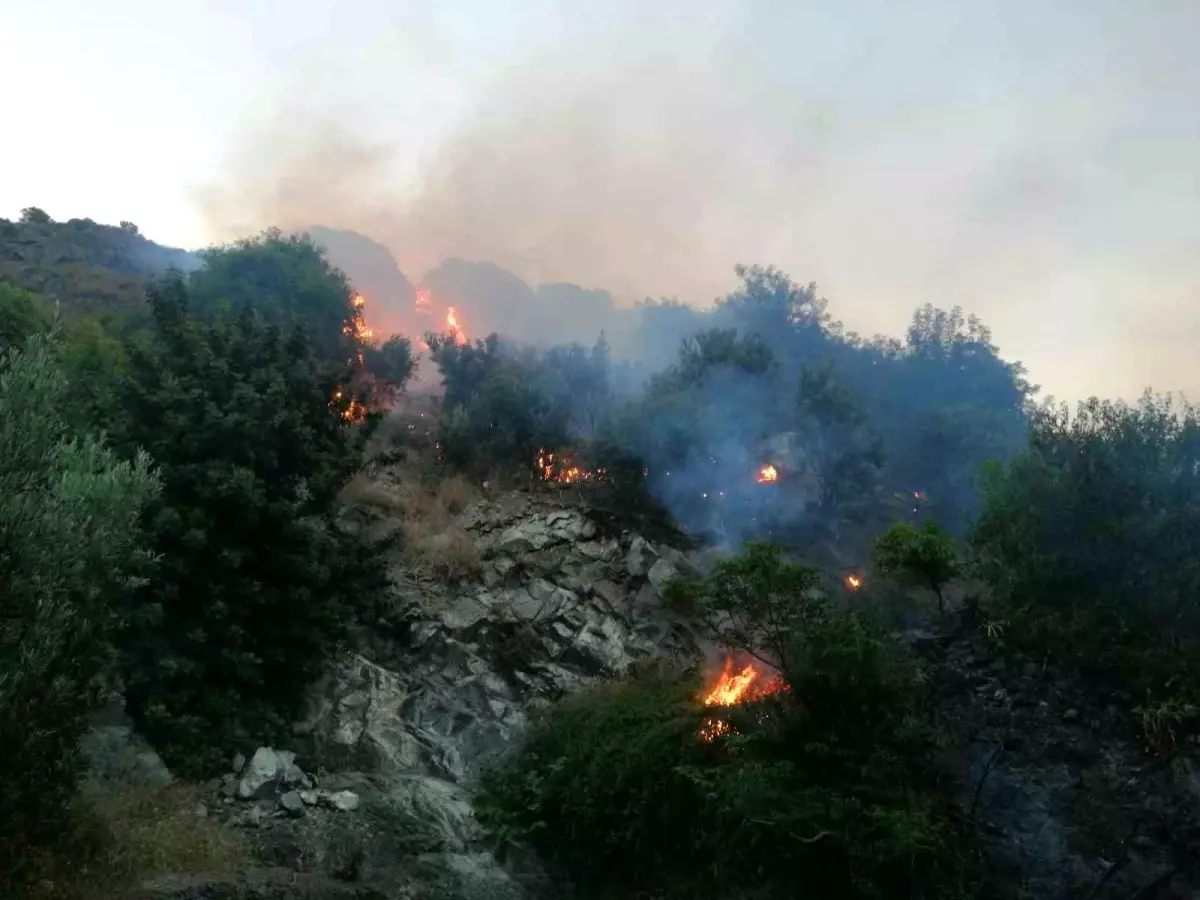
[80,723,174,790]
[442,595,489,634]
[626,535,657,577]
[647,558,680,595]
[279,791,306,818]
[323,790,362,812]
[238,747,298,799]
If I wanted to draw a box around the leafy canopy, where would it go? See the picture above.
[482,543,958,900]
[872,520,959,615]
[972,393,1200,699]
[0,333,159,880]
[114,276,383,774]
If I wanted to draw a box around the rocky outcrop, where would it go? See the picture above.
[223,491,712,898]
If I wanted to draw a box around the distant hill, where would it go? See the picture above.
[0,210,200,317]
[308,226,416,336]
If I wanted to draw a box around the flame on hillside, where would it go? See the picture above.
[536,448,605,484]
[756,463,779,484]
[845,574,863,591]
[345,293,374,343]
[331,388,367,423]
[446,306,468,345]
[699,655,787,742]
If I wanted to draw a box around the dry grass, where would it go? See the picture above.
[13,782,250,900]
[402,521,482,581]
[341,466,482,581]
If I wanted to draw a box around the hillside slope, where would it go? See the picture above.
[0,212,199,316]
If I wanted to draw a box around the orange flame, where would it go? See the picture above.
[536,448,605,484]
[756,463,779,484]
[330,388,367,423]
[345,293,374,343]
[845,574,863,591]
[699,656,787,742]
[446,306,468,345]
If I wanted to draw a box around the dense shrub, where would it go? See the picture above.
[479,544,959,900]
[0,333,159,884]
[0,281,54,348]
[872,520,958,616]
[113,277,385,774]
[427,332,609,475]
[972,393,1200,705]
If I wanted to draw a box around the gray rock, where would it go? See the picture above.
[1063,708,1080,722]
[410,852,528,900]
[238,747,297,799]
[279,790,306,818]
[442,595,489,633]
[324,789,362,812]
[590,579,626,611]
[231,751,246,774]
[79,724,174,789]
[647,558,680,595]
[626,535,656,577]
[505,586,543,621]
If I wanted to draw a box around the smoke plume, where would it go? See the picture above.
[198,0,1200,403]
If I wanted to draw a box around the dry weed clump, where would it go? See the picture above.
[341,465,482,581]
[13,782,249,900]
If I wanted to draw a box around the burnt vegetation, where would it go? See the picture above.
[3,211,1200,898]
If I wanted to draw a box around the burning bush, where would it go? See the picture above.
[478,545,961,900]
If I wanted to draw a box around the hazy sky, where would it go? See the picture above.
[1,0,1197,402]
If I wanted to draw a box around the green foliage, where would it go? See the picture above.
[57,316,129,431]
[113,276,384,775]
[796,361,885,537]
[972,393,1200,698]
[481,548,955,899]
[663,542,823,674]
[361,334,417,397]
[0,282,54,349]
[0,333,159,882]
[0,213,197,320]
[428,332,615,475]
[872,521,958,615]
[189,229,359,372]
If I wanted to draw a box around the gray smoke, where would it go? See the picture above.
[198,0,1200,404]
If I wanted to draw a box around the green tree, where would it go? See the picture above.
[0,282,53,349]
[115,276,383,774]
[57,315,129,431]
[872,520,958,616]
[0,333,159,882]
[972,393,1200,695]
[19,207,52,225]
[482,543,953,900]
[360,333,417,404]
[188,229,360,372]
[663,542,823,675]
[796,361,884,540]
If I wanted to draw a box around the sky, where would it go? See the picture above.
[1,0,1197,403]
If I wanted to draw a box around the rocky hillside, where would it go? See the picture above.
[0,212,199,317]
[73,448,1200,900]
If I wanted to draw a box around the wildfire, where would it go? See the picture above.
[345,293,374,343]
[845,574,863,591]
[330,389,367,423]
[699,656,787,742]
[536,448,605,484]
[756,463,779,484]
[446,306,468,345]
